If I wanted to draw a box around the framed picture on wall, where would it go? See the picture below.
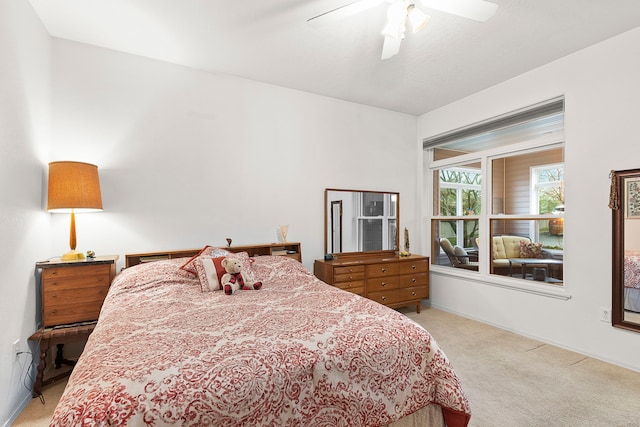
[626,177,640,218]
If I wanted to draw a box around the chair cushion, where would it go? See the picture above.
[492,236,507,260]
[453,246,469,264]
[501,236,530,258]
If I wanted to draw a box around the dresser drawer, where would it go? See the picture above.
[366,262,400,278]
[334,265,365,276]
[335,271,365,283]
[366,276,400,292]
[333,280,365,293]
[399,285,429,301]
[398,259,429,275]
[42,264,111,280]
[335,284,365,296]
[368,285,428,306]
[399,272,428,288]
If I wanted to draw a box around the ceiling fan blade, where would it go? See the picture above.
[308,0,385,27]
[381,35,402,60]
[421,0,498,22]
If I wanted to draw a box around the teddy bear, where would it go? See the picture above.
[221,257,262,295]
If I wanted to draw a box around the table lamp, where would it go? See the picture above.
[47,161,103,260]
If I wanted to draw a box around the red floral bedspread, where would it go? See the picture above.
[625,250,640,289]
[50,256,470,426]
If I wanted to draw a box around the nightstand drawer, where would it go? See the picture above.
[43,264,110,280]
[44,303,103,326]
[43,274,109,292]
[43,285,109,308]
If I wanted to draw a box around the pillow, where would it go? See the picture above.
[194,252,257,292]
[194,256,226,292]
[453,246,469,264]
[520,241,543,258]
[180,246,230,275]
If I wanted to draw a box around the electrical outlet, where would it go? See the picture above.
[599,307,611,322]
[12,339,20,359]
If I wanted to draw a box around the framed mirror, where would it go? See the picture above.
[612,169,640,332]
[324,188,399,256]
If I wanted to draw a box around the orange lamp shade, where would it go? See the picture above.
[47,161,103,212]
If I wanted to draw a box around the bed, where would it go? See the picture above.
[625,249,640,312]
[50,249,471,426]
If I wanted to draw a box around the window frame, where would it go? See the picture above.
[427,132,569,298]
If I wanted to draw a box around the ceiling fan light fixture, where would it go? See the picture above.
[408,5,430,33]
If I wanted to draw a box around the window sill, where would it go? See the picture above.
[430,265,572,300]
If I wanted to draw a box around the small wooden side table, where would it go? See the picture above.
[28,322,96,397]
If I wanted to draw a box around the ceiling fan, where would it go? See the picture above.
[308,0,498,60]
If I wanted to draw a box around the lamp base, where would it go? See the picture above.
[61,250,85,261]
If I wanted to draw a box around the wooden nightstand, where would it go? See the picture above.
[29,255,118,397]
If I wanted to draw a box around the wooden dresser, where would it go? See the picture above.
[314,254,429,313]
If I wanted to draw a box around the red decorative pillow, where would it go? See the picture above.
[180,246,230,275]
[519,241,543,258]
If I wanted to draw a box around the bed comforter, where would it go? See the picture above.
[50,255,470,426]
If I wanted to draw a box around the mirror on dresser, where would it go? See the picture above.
[324,188,399,256]
[612,168,640,332]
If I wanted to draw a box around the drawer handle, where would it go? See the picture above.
[411,292,416,296]
[381,268,386,273]
[349,276,353,279]
[381,296,386,301]
[412,278,417,283]
[381,282,386,287]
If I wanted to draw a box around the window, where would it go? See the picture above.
[427,98,564,286]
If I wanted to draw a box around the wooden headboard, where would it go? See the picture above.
[125,242,302,268]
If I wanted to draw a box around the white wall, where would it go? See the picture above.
[49,39,419,273]
[418,27,640,372]
[0,0,52,424]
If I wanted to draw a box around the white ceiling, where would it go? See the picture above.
[28,0,640,116]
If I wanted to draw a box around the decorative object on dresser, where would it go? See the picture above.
[125,242,302,268]
[314,253,429,313]
[47,161,103,260]
[29,255,118,397]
